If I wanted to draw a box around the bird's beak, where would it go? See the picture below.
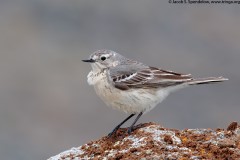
[82,59,96,63]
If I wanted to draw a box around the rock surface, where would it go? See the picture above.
[48,122,240,160]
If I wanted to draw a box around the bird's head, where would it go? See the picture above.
[82,50,125,71]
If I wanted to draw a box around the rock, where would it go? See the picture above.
[218,139,236,148]
[48,122,240,160]
[227,121,238,131]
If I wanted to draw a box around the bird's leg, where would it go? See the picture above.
[108,114,135,137]
[127,112,143,134]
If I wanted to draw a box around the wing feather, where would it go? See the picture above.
[108,65,193,90]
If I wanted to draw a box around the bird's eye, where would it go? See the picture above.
[101,56,106,61]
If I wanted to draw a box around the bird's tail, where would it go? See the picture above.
[187,77,228,85]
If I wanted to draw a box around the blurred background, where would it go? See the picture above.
[0,0,239,159]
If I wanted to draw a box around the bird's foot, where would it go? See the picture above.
[108,126,120,137]
[108,130,116,137]
[127,126,134,135]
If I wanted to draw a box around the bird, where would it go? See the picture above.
[82,50,228,136]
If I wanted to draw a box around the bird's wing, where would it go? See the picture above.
[108,66,193,90]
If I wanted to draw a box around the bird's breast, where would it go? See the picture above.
[87,70,106,85]
[87,70,172,114]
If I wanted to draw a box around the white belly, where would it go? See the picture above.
[87,71,170,114]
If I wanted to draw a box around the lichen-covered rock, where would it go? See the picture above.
[48,122,240,160]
